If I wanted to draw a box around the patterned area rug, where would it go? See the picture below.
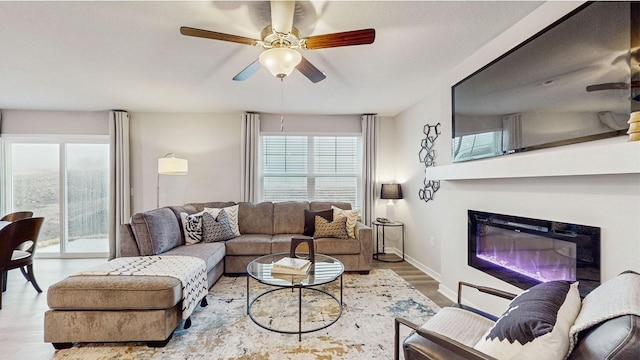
[52,269,441,359]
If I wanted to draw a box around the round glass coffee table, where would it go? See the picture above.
[246,253,344,341]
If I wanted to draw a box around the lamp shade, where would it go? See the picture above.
[381,184,403,200]
[259,47,302,78]
[158,154,188,175]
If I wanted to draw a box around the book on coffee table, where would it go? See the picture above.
[272,257,311,275]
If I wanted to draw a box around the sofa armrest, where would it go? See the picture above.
[119,223,140,257]
[354,221,373,266]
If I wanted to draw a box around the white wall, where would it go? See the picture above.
[392,1,640,315]
[129,112,242,213]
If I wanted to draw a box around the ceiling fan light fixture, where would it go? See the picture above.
[259,47,302,78]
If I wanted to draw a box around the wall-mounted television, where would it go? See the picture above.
[452,2,636,162]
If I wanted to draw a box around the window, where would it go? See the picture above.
[261,135,361,208]
[3,138,109,258]
[452,131,503,162]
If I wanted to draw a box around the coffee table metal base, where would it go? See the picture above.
[246,275,343,341]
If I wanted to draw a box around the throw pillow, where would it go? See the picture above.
[314,216,348,239]
[473,280,581,360]
[204,205,240,236]
[201,210,236,243]
[332,206,360,238]
[180,210,206,245]
[303,209,333,236]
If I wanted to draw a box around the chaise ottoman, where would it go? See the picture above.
[44,256,207,349]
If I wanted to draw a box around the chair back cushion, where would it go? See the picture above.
[567,270,640,359]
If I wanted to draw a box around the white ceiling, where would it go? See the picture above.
[0,1,544,116]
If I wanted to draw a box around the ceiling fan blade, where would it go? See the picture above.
[586,82,630,92]
[271,0,295,34]
[233,59,261,81]
[296,56,326,83]
[180,26,259,46]
[303,28,375,50]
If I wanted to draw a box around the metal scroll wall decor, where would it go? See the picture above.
[418,123,441,203]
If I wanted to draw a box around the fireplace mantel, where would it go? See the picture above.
[426,138,640,180]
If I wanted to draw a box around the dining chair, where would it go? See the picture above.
[0,211,34,222]
[0,217,44,309]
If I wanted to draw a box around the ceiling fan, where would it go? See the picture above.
[180,1,375,83]
[586,81,640,101]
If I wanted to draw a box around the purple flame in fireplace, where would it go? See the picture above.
[476,226,576,283]
[468,210,601,296]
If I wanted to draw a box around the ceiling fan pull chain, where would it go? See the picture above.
[280,78,285,132]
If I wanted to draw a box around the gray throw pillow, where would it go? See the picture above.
[201,210,236,243]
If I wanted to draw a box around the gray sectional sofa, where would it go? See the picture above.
[44,200,372,348]
[120,200,372,279]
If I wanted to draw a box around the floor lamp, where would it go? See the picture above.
[157,153,188,208]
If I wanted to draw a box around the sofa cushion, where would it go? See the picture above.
[315,236,361,255]
[314,216,349,239]
[225,234,272,255]
[47,275,182,310]
[474,280,581,360]
[182,201,237,213]
[238,202,273,234]
[303,209,333,236]
[309,201,351,211]
[130,207,183,255]
[273,201,308,234]
[163,242,225,276]
[271,234,300,253]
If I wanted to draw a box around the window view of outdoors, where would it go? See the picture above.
[10,142,109,255]
[261,136,360,208]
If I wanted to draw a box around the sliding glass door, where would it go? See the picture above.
[3,138,109,258]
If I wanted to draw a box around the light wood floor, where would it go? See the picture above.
[0,256,450,360]
[372,253,452,308]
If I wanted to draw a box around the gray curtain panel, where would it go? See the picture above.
[108,110,131,259]
[361,114,377,226]
[241,112,260,202]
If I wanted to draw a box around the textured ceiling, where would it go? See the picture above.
[0,1,543,116]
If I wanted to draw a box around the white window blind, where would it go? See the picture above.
[452,131,503,162]
[261,135,360,208]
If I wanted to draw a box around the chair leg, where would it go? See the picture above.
[0,272,3,309]
[20,266,29,282]
[25,264,42,293]
[2,271,6,292]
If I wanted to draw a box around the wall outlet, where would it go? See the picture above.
[430,236,435,247]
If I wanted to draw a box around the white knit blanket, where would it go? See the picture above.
[566,272,640,357]
[73,256,208,321]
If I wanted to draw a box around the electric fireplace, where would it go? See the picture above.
[468,210,600,296]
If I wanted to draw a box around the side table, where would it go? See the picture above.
[373,221,405,262]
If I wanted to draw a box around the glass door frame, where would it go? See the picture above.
[1,135,109,259]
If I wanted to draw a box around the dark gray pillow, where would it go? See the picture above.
[201,210,235,243]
